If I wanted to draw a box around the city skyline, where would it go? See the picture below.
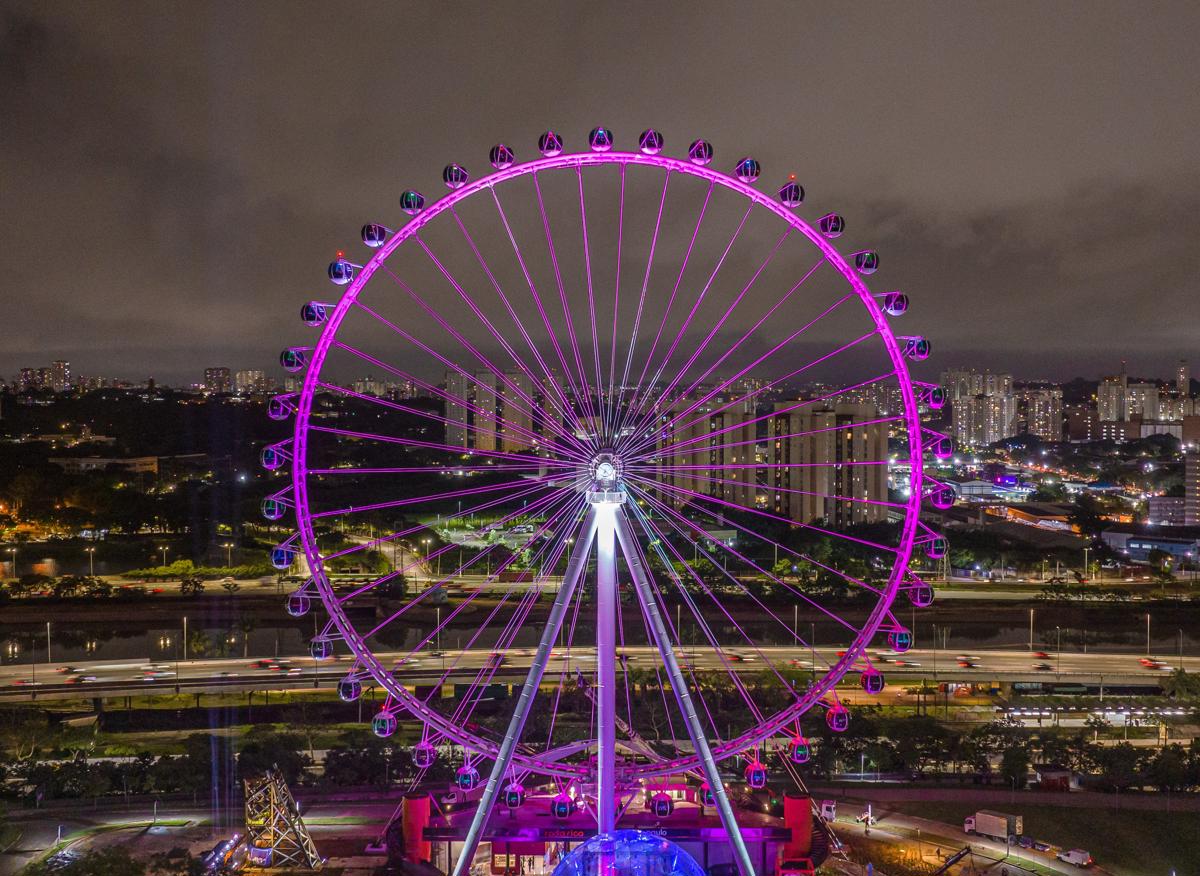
[3,3,1199,382]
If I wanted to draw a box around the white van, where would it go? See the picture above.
[1056,849,1093,867]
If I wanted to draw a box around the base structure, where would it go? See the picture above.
[450,490,757,876]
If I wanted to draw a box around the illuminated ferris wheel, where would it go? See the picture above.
[264,126,950,874]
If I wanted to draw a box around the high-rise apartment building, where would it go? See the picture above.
[1125,382,1159,421]
[443,370,556,454]
[1178,360,1190,396]
[942,368,1017,446]
[765,402,887,526]
[235,369,269,395]
[203,367,232,394]
[1097,373,1127,422]
[1186,452,1200,527]
[1015,385,1063,441]
[1065,404,1098,442]
[18,368,42,392]
[50,360,71,393]
[657,402,758,510]
[350,374,386,398]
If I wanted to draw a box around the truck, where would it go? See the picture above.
[1056,849,1094,867]
[963,810,1022,842]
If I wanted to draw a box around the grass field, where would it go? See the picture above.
[889,800,1198,875]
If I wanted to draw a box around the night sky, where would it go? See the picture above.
[3,1,1198,384]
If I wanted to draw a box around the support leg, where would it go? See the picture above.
[614,508,757,876]
[450,509,599,876]
[594,503,618,836]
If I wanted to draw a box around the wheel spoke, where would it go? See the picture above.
[411,231,590,451]
[619,180,716,439]
[627,472,899,554]
[613,169,672,443]
[489,185,596,449]
[622,204,765,442]
[449,206,593,441]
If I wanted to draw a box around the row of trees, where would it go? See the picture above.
[802,708,1200,792]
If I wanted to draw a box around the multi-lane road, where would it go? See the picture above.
[1,646,1193,701]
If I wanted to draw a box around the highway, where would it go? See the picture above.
[0,645,1193,701]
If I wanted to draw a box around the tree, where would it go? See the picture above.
[1000,744,1031,789]
[1144,744,1191,792]
[1146,548,1175,583]
[1094,742,1141,791]
[1163,669,1200,699]
[179,575,204,597]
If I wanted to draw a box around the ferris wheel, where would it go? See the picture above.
[264,126,950,875]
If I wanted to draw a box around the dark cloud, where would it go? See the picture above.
[2,1,1198,384]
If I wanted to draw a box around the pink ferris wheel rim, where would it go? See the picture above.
[289,147,926,780]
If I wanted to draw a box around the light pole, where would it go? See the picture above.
[45,622,51,666]
[1083,547,1090,582]
[1146,613,1152,656]
[85,546,95,577]
[223,542,233,567]
[1028,608,1034,652]
[1056,625,1062,675]
[182,615,188,662]
[159,545,169,567]
[6,546,15,578]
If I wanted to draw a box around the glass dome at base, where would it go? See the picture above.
[552,830,706,876]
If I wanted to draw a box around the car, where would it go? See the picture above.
[1017,835,1034,849]
[893,659,921,667]
[487,652,506,666]
[957,659,978,668]
[10,679,40,687]
[56,666,78,674]
[65,675,97,684]
[1138,657,1158,667]
[1056,848,1094,867]
[1033,840,1052,852]
[1032,651,1050,659]
[1144,661,1170,671]
[1031,662,1053,671]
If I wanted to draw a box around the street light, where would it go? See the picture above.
[159,545,169,567]
[6,546,15,577]
[85,546,96,577]
[1146,613,1152,656]
[223,542,233,567]
[1028,608,1034,652]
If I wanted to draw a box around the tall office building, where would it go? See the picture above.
[203,367,232,394]
[1015,385,1064,441]
[1186,452,1200,527]
[50,360,71,393]
[235,369,269,395]
[765,402,887,526]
